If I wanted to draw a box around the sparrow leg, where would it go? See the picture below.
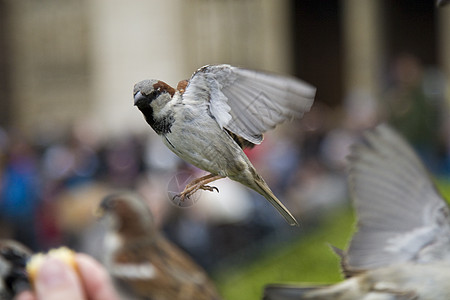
[177,173,224,200]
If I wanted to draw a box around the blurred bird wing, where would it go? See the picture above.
[157,238,222,300]
[183,64,316,144]
[346,124,450,271]
[329,245,363,278]
[112,237,220,300]
[109,261,157,280]
[155,238,207,282]
[263,281,417,300]
[263,284,331,300]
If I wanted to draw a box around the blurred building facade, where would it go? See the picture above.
[0,0,449,138]
[0,0,294,138]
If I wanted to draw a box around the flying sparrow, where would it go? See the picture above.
[133,64,316,226]
[0,239,32,299]
[264,125,450,299]
[97,192,222,300]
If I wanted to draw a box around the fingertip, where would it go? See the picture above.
[75,253,102,271]
[14,290,35,300]
[75,253,120,300]
[75,253,110,282]
[35,256,84,300]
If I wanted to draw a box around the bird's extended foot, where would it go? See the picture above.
[200,185,219,193]
[174,173,223,201]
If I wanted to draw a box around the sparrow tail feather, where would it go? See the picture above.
[253,177,299,226]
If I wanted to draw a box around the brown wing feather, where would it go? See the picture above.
[177,80,189,95]
[225,129,256,149]
[114,236,221,300]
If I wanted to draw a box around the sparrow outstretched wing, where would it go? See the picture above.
[345,124,450,272]
[183,64,316,145]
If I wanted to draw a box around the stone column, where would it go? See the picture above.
[342,0,382,97]
[438,6,450,106]
[87,0,187,137]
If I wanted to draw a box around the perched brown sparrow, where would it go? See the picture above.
[97,192,222,300]
[0,239,32,299]
[133,64,316,226]
[264,125,450,299]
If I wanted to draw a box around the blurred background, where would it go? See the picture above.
[1,0,450,299]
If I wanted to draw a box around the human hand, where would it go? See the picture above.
[15,253,120,300]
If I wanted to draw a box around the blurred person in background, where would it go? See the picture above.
[382,53,447,172]
[0,133,42,251]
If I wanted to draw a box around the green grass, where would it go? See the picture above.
[437,178,450,202]
[214,206,355,300]
[214,179,450,300]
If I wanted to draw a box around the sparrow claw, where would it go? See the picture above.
[172,194,183,201]
[171,174,223,205]
[200,185,219,193]
[175,184,219,203]
[173,192,190,202]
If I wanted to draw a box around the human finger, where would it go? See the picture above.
[34,256,85,300]
[75,253,120,300]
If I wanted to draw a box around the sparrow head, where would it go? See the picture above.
[133,80,177,135]
[98,192,156,240]
[133,80,176,109]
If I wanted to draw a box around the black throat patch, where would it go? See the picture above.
[135,88,174,135]
[139,105,174,135]
[151,112,174,135]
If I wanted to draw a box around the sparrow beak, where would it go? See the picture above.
[93,206,105,219]
[95,194,117,218]
[133,91,146,106]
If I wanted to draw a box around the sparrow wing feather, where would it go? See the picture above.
[111,239,219,300]
[263,282,417,300]
[156,238,220,300]
[346,124,450,272]
[183,64,316,145]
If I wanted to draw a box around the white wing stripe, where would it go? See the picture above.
[111,262,157,279]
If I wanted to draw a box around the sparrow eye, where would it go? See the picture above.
[146,90,161,102]
[100,197,118,211]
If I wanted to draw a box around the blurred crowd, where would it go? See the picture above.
[0,53,449,273]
